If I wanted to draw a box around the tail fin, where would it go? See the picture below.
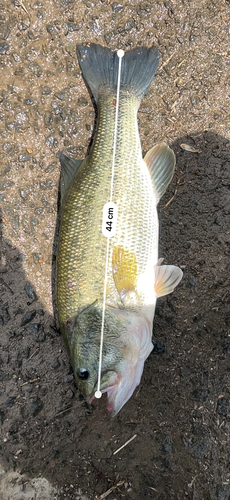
[76,43,159,103]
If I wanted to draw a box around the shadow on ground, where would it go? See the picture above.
[0,131,230,500]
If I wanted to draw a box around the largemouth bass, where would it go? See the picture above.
[56,43,183,416]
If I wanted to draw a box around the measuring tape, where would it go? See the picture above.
[95,49,124,399]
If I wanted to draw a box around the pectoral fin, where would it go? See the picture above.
[59,153,83,203]
[155,264,183,297]
[112,246,138,303]
[144,143,175,204]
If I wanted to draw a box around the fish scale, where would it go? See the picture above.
[57,92,157,323]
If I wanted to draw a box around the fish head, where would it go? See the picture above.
[64,303,153,415]
[99,308,153,416]
[64,302,124,399]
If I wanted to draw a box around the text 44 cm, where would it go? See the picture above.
[102,202,118,238]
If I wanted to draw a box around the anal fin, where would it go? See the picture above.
[155,264,183,297]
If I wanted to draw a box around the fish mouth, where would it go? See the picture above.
[88,370,119,411]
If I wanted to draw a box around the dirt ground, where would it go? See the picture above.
[0,0,230,499]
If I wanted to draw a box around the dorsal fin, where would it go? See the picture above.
[59,153,82,203]
[144,143,175,204]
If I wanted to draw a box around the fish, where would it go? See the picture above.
[56,43,183,416]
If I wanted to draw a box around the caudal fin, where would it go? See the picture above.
[76,43,159,103]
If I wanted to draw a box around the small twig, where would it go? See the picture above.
[113,434,137,455]
[56,406,72,416]
[14,449,22,457]
[27,348,39,361]
[0,278,14,294]
[96,480,125,500]
[188,475,198,488]
[164,177,181,208]
[134,388,141,399]
[21,377,40,386]
[171,100,179,110]
[17,0,29,15]
[165,116,176,124]
[213,395,224,416]
[178,59,185,68]
[159,51,176,71]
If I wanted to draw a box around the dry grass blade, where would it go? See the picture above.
[164,177,181,208]
[17,0,29,15]
[27,348,39,361]
[113,434,137,455]
[159,51,176,70]
[0,278,14,294]
[55,406,72,416]
[96,480,125,500]
[21,377,40,386]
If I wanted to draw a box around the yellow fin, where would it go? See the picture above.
[112,246,137,300]
[155,265,183,297]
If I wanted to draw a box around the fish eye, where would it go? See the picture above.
[66,320,73,329]
[77,368,90,380]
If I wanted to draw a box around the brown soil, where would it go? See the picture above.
[0,1,230,499]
